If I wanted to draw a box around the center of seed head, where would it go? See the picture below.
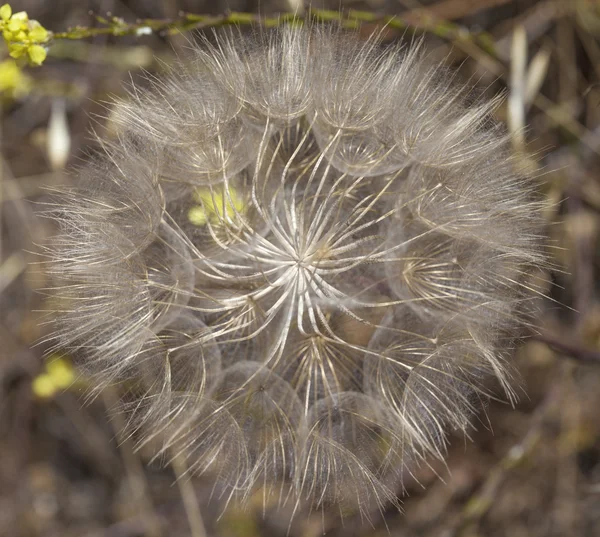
[294,246,328,273]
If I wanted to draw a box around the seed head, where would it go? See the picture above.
[43,24,546,519]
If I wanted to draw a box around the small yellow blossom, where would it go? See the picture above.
[0,58,31,97]
[27,43,46,64]
[0,4,49,66]
[188,205,209,226]
[32,375,56,399]
[28,21,48,42]
[189,185,246,226]
[0,3,11,21]
[32,355,75,399]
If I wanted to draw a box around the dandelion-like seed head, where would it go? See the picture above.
[44,24,546,520]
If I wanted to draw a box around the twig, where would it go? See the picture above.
[103,388,163,537]
[47,8,498,55]
[443,363,572,536]
[533,333,600,364]
[171,456,207,537]
[411,0,514,22]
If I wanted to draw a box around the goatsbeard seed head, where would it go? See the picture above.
[43,24,547,520]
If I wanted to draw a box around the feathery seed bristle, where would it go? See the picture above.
[42,23,547,520]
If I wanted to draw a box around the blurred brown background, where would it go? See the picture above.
[2,1,600,536]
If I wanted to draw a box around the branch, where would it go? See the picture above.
[533,332,600,365]
[48,9,498,56]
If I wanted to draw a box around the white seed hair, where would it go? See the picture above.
[43,24,547,520]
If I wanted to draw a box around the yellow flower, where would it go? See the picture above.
[29,21,48,42]
[0,3,11,21]
[7,42,26,58]
[32,355,75,399]
[189,185,246,226]
[0,4,49,66]
[0,58,31,96]
[27,43,46,64]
